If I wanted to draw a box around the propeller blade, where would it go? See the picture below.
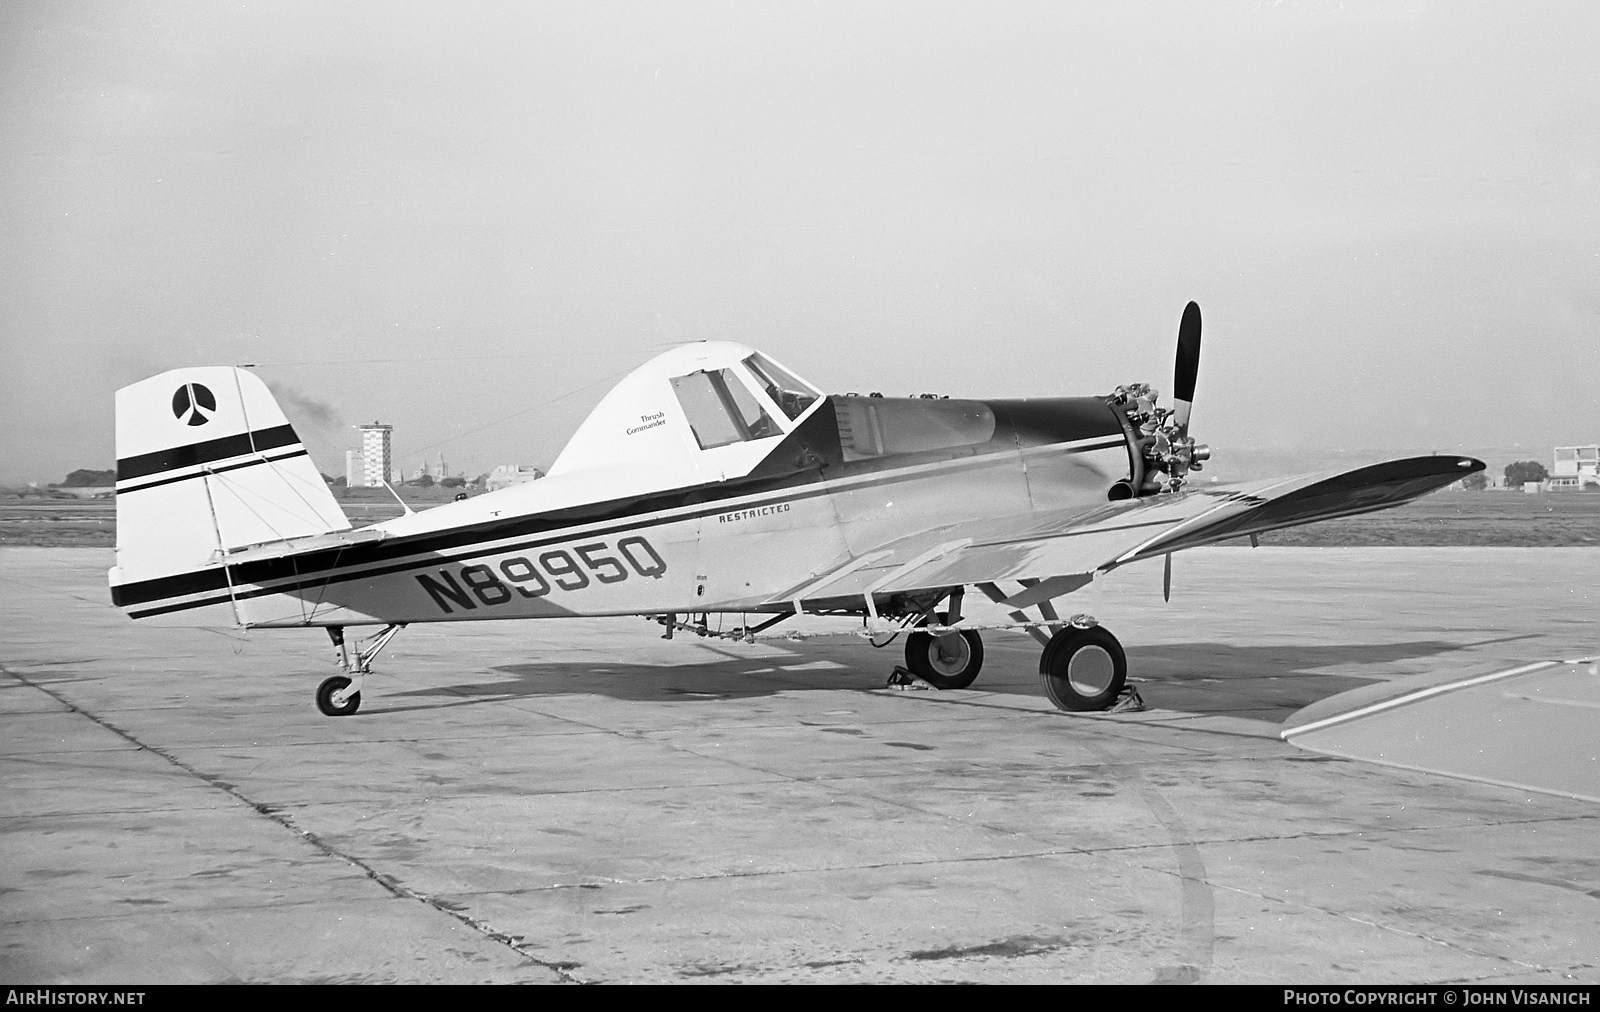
[1163,552,1172,602]
[1172,301,1201,434]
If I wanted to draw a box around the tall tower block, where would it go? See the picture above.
[344,449,365,487]
[357,423,393,488]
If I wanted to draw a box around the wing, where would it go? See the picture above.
[766,455,1483,608]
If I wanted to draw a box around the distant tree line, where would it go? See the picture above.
[55,469,115,487]
[320,473,468,489]
[1503,461,1549,486]
[1457,461,1552,490]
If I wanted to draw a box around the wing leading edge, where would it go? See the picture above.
[767,455,1484,607]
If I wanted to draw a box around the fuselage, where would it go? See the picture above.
[255,397,1129,626]
[111,343,1139,628]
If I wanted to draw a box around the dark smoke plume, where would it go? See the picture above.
[266,380,342,434]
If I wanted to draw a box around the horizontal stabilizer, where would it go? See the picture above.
[1283,658,1600,804]
[218,527,387,565]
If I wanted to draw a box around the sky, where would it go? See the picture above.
[2,1,1596,484]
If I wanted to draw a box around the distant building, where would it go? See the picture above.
[408,452,451,483]
[358,423,394,488]
[344,450,365,487]
[1550,445,1599,490]
[486,464,544,491]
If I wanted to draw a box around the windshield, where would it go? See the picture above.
[743,353,820,421]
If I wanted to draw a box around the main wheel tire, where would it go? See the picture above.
[316,675,361,717]
[1039,626,1126,711]
[904,616,984,690]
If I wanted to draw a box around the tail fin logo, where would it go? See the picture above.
[171,383,217,427]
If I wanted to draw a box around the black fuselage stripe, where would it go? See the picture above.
[128,599,223,620]
[132,510,1181,619]
[114,436,1131,612]
[117,424,300,482]
[115,461,866,608]
[116,449,309,494]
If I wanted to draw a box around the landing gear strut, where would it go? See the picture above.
[1039,624,1127,712]
[318,624,405,717]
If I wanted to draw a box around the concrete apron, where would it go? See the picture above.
[1,546,1596,983]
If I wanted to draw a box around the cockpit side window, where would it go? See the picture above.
[670,368,781,450]
[743,353,820,421]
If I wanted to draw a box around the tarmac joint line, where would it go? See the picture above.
[0,663,588,984]
[1085,740,1215,985]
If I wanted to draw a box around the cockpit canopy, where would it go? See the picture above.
[547,342,823,485]
[743,352,819,421]
[667,352,819,451]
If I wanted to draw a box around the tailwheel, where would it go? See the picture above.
[904,615,984,690]
[1039,625,1126,711]
[316,675,361,717]
[318,623,403,717]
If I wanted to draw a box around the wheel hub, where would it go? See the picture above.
[929,634,970,676]
[1066,645,1115,695]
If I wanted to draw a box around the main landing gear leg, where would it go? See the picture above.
[318,624,405,717]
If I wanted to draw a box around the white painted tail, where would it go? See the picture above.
[110,367,350,589]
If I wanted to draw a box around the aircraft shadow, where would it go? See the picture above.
[383,651,872,710]
[376,634,1534,723]
[1117,633,1535,715]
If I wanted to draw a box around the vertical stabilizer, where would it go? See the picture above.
[111,367,351,594]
